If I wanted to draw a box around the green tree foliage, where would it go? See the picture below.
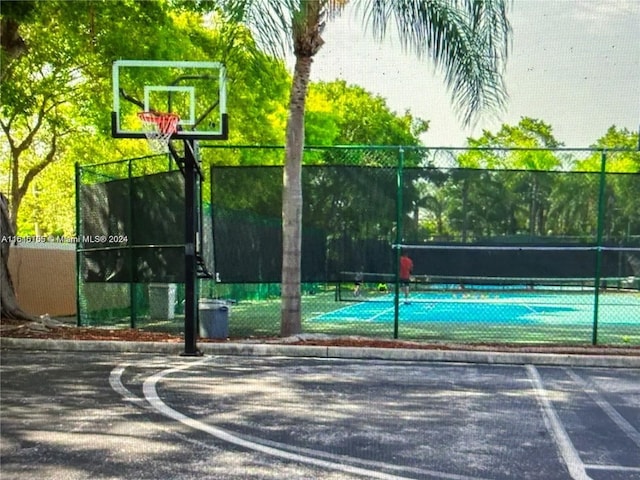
[0,1,292,235]
[3,1,637,325]
[577,126,640,172]
[0,0,35,72]
[573,127,640,240]
[412,121,639,244]
[432,118,563,240]
[1,0,432,239]
[1,0,170,232]
[460,117,561,169]
[1,0,98,319]
[306,80,429,146]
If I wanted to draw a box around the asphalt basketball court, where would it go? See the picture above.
[1,346,639,479]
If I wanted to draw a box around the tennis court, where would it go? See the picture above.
[314,290,640,325]
[76,149,640,347]
[304,276,640,344]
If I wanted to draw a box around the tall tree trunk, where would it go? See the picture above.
[0,192,35,321]
[281,55,312,337]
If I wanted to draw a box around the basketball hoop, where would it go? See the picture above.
[137,111,180,151]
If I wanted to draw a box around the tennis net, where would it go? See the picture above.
[337,271,639,302]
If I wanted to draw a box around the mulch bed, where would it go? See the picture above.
[287,337,640,356]
[2,317,639,356]
[0,318,183,342]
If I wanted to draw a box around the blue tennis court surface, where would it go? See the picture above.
[313,291,640,325]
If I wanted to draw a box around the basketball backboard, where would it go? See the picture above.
[112,60,228,141]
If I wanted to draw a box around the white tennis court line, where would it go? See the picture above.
[309,299,383,320]
[563,367,640,449]
[523,304,541,314]
[368,305,396,322]
[324,301,433,323]
[525,365,592,480]
[311,297,396,322]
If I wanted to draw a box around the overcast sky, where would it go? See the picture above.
[299,0,640,147]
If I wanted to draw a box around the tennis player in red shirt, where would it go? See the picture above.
[399,252,414,302]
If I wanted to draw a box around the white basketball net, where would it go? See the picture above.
[137,111,180,152]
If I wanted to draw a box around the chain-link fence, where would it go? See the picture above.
[76,146,640,345]
[76,153,186,329]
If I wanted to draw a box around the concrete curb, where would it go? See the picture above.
[2,337,639,367]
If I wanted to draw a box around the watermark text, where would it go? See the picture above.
[1,235,128,244]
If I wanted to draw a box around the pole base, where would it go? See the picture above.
[180,349,204,357]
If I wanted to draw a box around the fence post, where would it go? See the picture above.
[592,150,607,345]
[128,157,137,329]
[393,147,404,339]
[75,162,82,327]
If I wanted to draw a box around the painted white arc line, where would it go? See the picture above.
[112,362,488,480]
[526,365,592,480]
[142,360,415,480]
[109,365,146,405]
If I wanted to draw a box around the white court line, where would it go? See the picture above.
[109,363,243,457]
[526,365,592,480]
[365,302,432,322]
[584,464,640,472]
[313,298,395,323]
[109,365,146,405]
[141,359,412,479]
[140,359,492,480]
[314,302,359,317]
[523,304,540,314]
[369,305,396,322]
[309,300,380,321]
[564,368,640,450]
[110,363,486,480]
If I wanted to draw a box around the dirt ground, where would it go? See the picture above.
[2,315,640,357]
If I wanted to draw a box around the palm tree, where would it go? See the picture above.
[223,0,511,336]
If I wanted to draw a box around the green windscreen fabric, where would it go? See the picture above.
[211,165,640,283]
[211,165,397,283]
[80,170,185,283]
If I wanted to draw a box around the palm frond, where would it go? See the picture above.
[222,0,509,126]
[216,0,291,58]
[220,0,348,59]
[354,0,511,126]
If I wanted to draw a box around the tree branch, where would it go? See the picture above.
[15,133,58,210]
[14,96,50,155]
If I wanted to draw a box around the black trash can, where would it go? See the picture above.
[198,299,229,339]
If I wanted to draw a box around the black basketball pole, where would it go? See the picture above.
[181,139,202,356]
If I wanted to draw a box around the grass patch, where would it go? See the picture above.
[78,286,640,346]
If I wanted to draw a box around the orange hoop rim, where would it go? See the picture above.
[137,111,180,135]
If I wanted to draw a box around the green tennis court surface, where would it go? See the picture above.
[313,291,640,325]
